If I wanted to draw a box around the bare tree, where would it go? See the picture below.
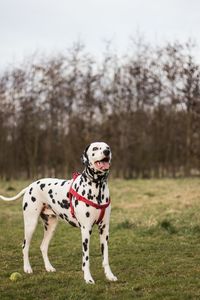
[0,39,200,179]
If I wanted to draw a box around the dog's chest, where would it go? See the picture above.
[70,175,110,224]
[73,175,110,205]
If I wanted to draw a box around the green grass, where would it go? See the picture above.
[1,178,200,299]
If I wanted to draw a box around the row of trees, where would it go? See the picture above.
[0,39,200,179]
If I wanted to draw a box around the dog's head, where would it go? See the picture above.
[81,142,111,174]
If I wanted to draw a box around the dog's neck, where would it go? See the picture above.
[82,167,109,204]
[82,167,109,185]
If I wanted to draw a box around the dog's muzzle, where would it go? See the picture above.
[94,150,111,171]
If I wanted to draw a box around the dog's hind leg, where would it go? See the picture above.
[40,214,58,272]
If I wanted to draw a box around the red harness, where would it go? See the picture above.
[69,172,111,225]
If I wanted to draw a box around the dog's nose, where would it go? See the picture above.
[103,149,110,157]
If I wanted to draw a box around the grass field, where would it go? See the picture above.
[1,178,200,299]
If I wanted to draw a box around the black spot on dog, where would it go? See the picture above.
[83,262,85,267]
[41,213,49,222]
[82,190,86,196]
[86,256,89,261]
[62,200,70,209]
[61,180,67,186]
[29,187,33,195]
[75,200,79,207]
[69,220,78,227]
[53,209,57,215]
[97,195,102,204]
[48,183,51,186]
[23,202,28,210]
[82,173,87,181]
[64,214,68,221]
[48,189,53,194]
[89,230,92,235]
[31,196,36,202]
[45,222,49,227]
[83,242,87,252]
[67,192,70,198]
[40,184,45,191]
[54,182,58,185]
[85,203,89,207]
[59,214,64,219]
[106,235,109,241]
[80,177,84,186]
[37,181,40,184]
[22,239,26,249]
[101,243,104,255]
[88,194,93,200]
[86,212,90,218]
[99,224,106,235]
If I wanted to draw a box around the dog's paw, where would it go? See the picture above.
[105,271,118,282]
[24,266,33,274]
[46,266,56,272]
[84,274,95,284]
[107,274,118,281]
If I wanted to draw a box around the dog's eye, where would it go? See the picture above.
[92,147,98,151]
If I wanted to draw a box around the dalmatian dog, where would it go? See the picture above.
[0,142,117,284]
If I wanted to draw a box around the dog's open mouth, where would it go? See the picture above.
[94,157,110,171]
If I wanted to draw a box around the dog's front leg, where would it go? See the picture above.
[99,223,118,282]
[81,226,94,284]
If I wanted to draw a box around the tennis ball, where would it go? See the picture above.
[9,272,22,281]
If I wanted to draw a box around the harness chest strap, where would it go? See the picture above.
[68,173,111,225]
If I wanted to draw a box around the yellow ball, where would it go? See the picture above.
[9,272,22,281]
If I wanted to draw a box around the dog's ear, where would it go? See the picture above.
[81,144,90,166]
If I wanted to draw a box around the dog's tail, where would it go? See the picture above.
[0,188,27,201]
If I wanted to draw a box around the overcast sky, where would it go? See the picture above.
[0,0,200,71]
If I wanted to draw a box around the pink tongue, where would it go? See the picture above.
[96,161,110,170]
